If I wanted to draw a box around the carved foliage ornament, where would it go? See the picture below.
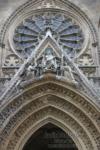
[4,54,20,67]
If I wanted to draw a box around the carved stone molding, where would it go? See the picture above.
[0,0,99,107]
[17,118,83,150]
[0,79,100,150]
[6,107,94,150]
[0,0,98,44]
[0,1,100,150]
[0,0,99,70]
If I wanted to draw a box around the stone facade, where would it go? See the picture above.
[0,0,100,150]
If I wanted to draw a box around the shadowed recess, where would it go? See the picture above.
[23,123,78,150]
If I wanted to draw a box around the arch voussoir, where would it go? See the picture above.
[5,106,94,150]
[0,81,100,150]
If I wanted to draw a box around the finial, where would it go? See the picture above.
[46,30,52,37]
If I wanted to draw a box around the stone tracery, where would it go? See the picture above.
[0,0,100,150]
[0,80,100,150]
[13,12,84,59]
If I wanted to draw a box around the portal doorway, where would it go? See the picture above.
[23,123,78,150]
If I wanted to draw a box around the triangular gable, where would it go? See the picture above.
[35,35,62,59]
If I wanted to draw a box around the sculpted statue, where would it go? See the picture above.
[19,47,76,83]
[27,61,42,77]
[42,48,58,71]
[62,64,76,81]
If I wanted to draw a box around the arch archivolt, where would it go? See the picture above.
[0,79,100,150]
[16,117,85,150]
[0,0,100,150]
[3,107,95,150]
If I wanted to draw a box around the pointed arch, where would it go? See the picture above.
[18,117,83,150]
[4,106,97,150]
[0,1,100,150]
[0,79,100,150]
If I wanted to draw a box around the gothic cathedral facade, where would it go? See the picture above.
[0,0,100,150]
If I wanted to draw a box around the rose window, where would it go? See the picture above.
[13,12,84,59]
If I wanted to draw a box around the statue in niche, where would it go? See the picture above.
[26,48,61,77]
[42,47,58,72]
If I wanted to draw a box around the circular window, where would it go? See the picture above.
[13,12,84,59]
